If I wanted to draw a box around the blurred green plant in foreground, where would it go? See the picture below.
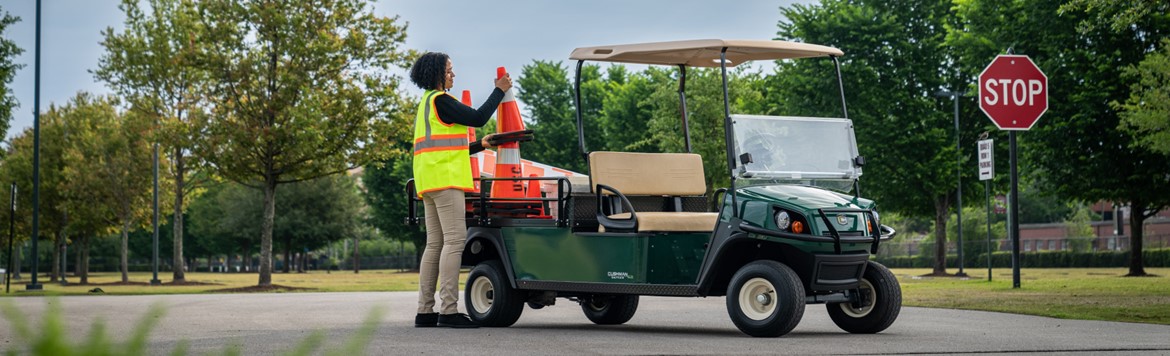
[1,300,382,355]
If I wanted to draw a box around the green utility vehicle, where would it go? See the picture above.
[406,39,900,337]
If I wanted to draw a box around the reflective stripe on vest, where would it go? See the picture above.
[412,90,473,196]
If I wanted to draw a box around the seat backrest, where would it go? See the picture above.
[589,151,706,196]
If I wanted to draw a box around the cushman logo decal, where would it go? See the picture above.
[607,271,633,280]
[837,215,849,225]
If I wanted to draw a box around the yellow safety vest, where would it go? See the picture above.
[413,90,473,197]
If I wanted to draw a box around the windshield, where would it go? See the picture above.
[732,115,861,183]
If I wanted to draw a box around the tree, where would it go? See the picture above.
[1063,203,1096,253]
[773,0,966,275]
[599,65,657,153]
[95,0,210,282]
[1115,38,1170,155]
[189,0,414,286]
[362,156,426,267]
[0,105,70,282]
[949,0,1170,276]
[0,6,22,142]
[515,61,587,173]
[62,94,168,282]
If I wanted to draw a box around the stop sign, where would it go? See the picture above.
[978,55,1048,130]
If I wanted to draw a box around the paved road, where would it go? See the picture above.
[2,292,1169,355]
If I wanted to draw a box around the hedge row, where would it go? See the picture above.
[875,248,1170,268]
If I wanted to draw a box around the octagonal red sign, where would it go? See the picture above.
[978,55,1048,130]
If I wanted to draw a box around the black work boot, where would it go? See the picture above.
[414,313,438,327]
[437,313,480,328]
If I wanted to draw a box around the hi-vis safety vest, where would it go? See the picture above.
[412,90,473,197]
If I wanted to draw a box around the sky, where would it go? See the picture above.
[3,0,808,142]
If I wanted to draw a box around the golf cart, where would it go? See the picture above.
[406,39,900,337]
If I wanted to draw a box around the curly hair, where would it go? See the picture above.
[409,52,449,90]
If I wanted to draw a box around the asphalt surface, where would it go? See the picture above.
[2,291,1169,355]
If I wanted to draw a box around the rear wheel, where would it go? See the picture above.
[726,260,805,337]
[827,261,901,333]
[465,260,524,327]
[581,295,639,325]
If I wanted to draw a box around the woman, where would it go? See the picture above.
[410,52,511,328]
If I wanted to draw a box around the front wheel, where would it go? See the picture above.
[726,260,806,337]
[465,260,524,327]
[827,261,901,333]
[581,295,639,325]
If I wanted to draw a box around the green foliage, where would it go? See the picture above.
[1059,0,1169,34]
[188,0,415,285]
[515,60,592,173]
[0,299,383,355]
[879,248,1170,268]
[1063,203,1097,252]
[1,300,165,355]
[187,176,365,259]
[1115,38,1170,156]
[774,0,964,274]
[0,6,21,144]
[95,0,215,281]
[949,0,1170,275]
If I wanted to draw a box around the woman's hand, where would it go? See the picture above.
[495,73,513,92]
[481,133,497,148]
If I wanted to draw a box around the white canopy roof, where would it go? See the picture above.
[568,39,844,67]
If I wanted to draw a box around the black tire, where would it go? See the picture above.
[465,260,524,327]
[726,260,806,337]
[581,295,639,325]
[827,261,902,334]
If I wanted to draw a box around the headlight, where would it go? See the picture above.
[774,210,791,230]
[871,209,880,225]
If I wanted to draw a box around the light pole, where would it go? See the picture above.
[27,0,44,291]
[936,89,967,277]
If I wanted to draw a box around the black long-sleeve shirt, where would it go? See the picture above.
[433,87,505,155]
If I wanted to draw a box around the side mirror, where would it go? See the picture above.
[739,153,753,165]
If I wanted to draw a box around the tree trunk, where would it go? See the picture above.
[282,242,291,274]
[74,238,82,279]
[1127,200,1148,276]
[352,235,360,274]
[80,235,90,285]
[933,195,950,276]
[121,221,130,282]
[173,149,186,282]
[50,233,61,282]
[258,179,277,286]
[11,244,20,280]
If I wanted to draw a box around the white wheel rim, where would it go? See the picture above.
[738,277,777,321]
[470,276,494,314]
[840,279,876,318]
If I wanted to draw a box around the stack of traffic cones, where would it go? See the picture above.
[462,90,481,193]
[489,67,527,199]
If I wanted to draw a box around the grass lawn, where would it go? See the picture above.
[891,267,1170,325]
[0,270,456,295]
[3,267,1167,325]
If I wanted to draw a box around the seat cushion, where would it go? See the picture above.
[599,212,720,232]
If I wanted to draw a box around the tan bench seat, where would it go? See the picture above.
[590,151,717,233]
[600,212,720,232]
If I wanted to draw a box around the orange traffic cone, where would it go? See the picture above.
[489,67,526,199]
[525,174,548,218]
[462,90,481,193]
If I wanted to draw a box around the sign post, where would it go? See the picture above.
[979,54,1047,289]
[978,138,994,281]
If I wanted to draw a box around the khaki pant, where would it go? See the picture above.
[417,188,467,315]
